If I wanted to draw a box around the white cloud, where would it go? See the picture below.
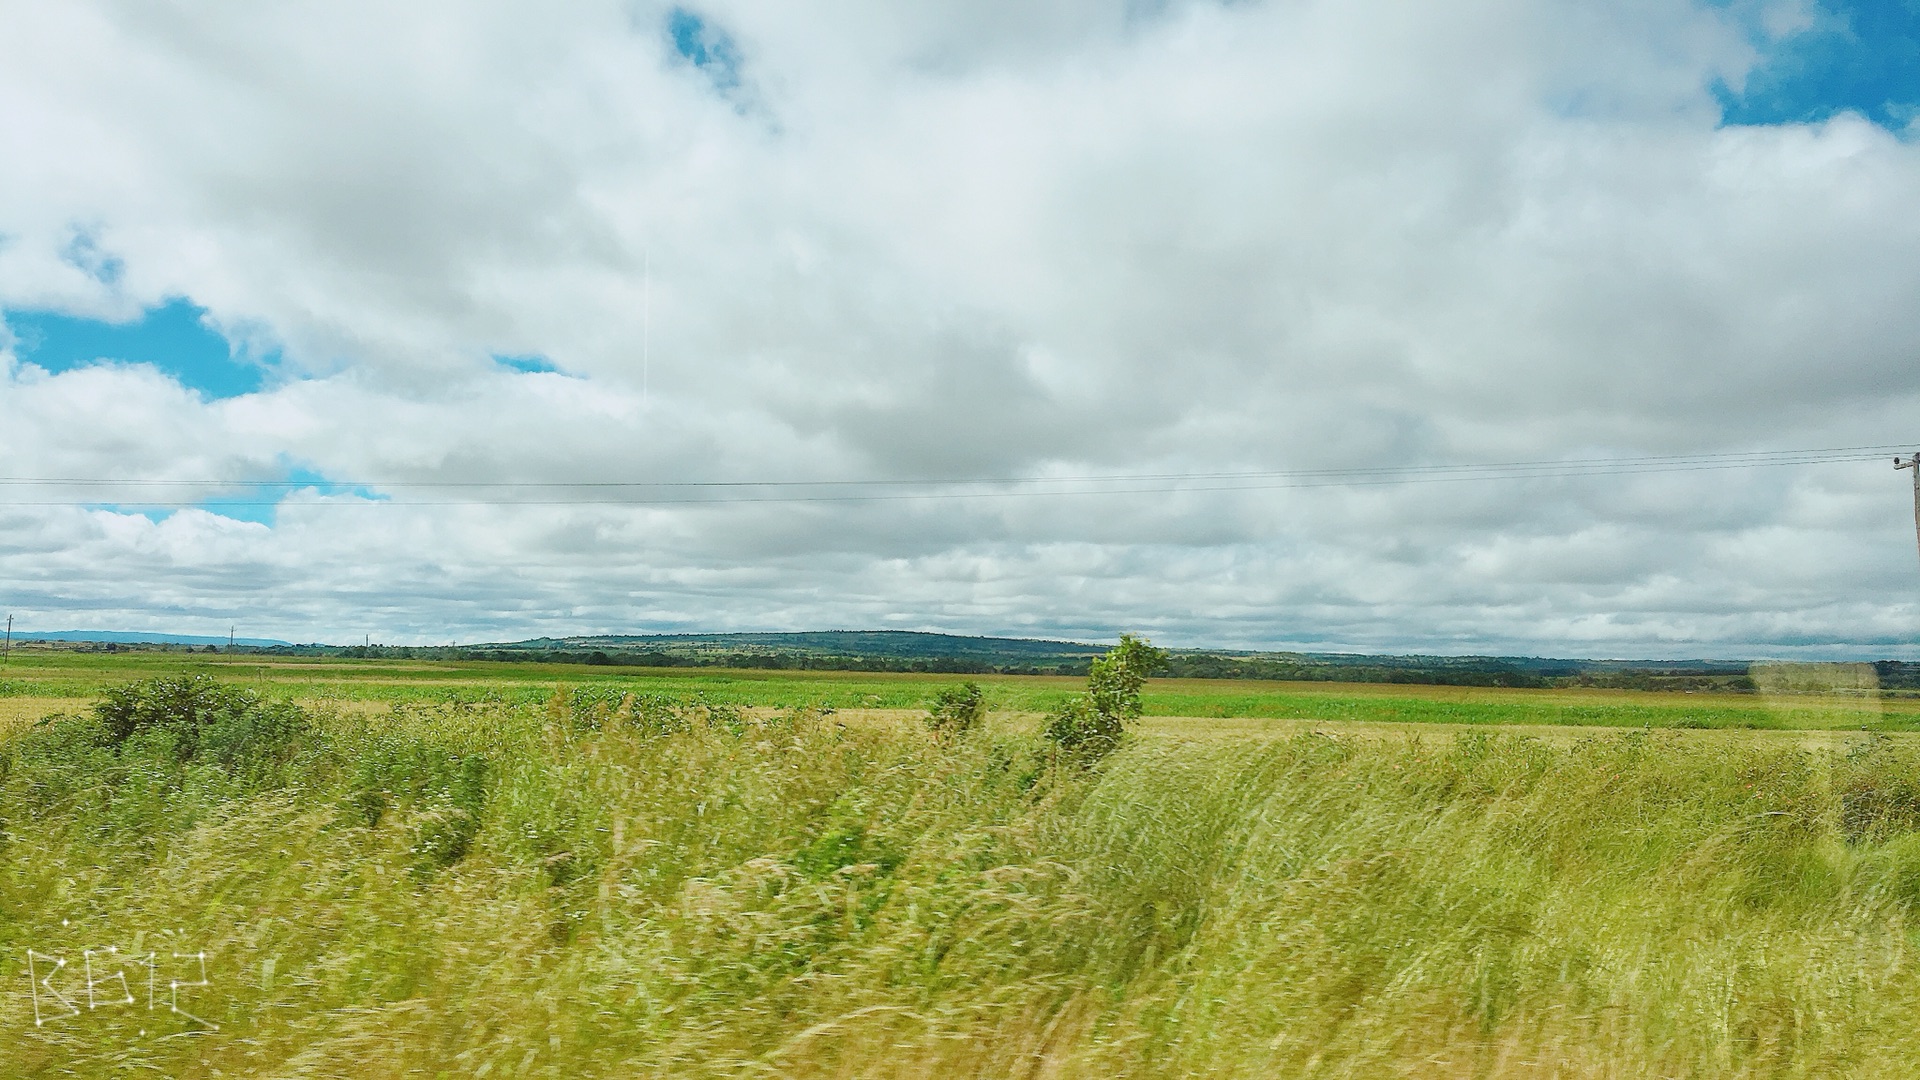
[0,0,1916,655]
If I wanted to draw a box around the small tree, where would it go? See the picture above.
[1043,634,1168,764]
[926,682,986,743]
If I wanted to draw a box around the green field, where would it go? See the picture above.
[3,649,1912,731]
[6,654,1920,1077]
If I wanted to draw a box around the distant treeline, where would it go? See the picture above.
[1877,662,1920,690]
[1159,654,1760,690]
[270,645,1769,689]
[326,646,1072,675]
[33,638,1920,693]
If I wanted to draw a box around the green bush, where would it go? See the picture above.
[1044,634,1168,764]
[1042,693,1118,762]
[92,672,308,771]
[925,682,986,743]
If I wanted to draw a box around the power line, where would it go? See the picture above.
[0,443,1905,489]
[0,443,1905,509]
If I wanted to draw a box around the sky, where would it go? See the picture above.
[1,0,1918,657]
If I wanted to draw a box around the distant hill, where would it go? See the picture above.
[457,631,1769,689]
[16,630,293,647]
[493,630,1108,663]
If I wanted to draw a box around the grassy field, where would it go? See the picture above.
[6,655,1920,1077]
[3,649,1914,731]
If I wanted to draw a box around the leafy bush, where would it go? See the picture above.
[925,682,986,743]
[91,673,308,772]
[0,677,312,859]
[1043,634,1167,765]
[1042,693,1117,761]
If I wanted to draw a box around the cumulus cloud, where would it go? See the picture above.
[0,0,1916,655]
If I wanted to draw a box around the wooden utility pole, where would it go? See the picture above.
[1899,454,1920,565]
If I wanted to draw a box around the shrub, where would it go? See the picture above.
[91,673,308,772]
[1042,693,1118,762]
[1086,634,1168,725]
[926,682,986,743]
[1043,634,1168,765]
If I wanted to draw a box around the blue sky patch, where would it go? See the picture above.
[1718,0,1920,129]
[5,298,271,399]
[667,7,742,93]
[495,353,563,374]
[193,466,387,525]
[61,230,125,286]
[86,464,386,527]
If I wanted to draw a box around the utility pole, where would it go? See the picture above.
[1898,454,1920,566]
[4,614,11,667]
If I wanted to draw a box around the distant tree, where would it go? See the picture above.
[1043,634,1168,765]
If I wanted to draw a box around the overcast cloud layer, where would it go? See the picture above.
[1,0,1917,657]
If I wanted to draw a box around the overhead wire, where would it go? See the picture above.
[0,443,1909,509]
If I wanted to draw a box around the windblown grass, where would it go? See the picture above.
[6,682,1920,1076]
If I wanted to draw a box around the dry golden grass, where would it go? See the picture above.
[10,674,1920,1076]
[0,697,84,732]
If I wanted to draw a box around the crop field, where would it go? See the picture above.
[6,653,1920,1077]
[4,650,1915,732]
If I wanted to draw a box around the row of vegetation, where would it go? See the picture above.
[12,639,1604,682]
[7,640,1920,1075]
[42,638,1919,692]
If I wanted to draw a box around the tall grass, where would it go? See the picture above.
[6,682,1920,1076]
